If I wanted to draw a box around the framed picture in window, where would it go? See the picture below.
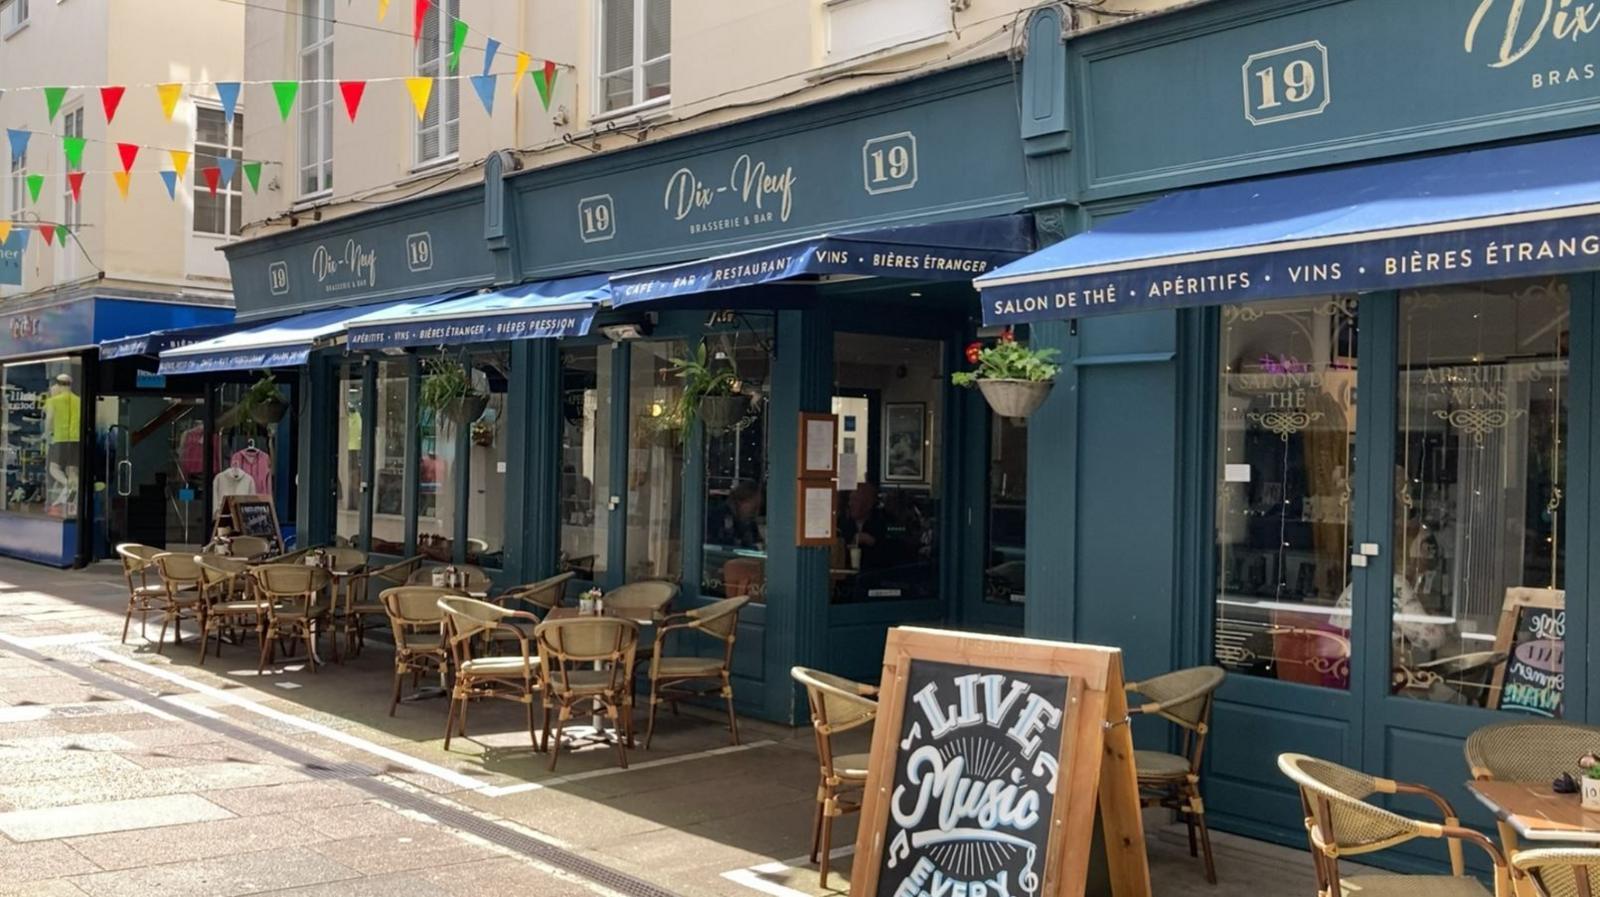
[883,402,926,483]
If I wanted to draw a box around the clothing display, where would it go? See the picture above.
[212,466,257,515]
[43,388,80,445]
[229,445,273,495]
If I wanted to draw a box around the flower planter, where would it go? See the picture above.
[441,394,488,425]
[976,379,1053,418]
[249,395,288,425]
[698,394,748,432]
[1583,776,1600,811]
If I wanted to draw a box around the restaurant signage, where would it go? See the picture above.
[346,306,595,349]
[0,230,26,286]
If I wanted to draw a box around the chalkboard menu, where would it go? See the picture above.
[852,628,1151,897]
[217,494,284,555]
[1491,587,1565,718]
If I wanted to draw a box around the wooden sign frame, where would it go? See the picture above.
[851,627,1150,897]
[1489,586,1565,711]
[799,412,839,477]
[217,494,285,555]
[796,479,836,548]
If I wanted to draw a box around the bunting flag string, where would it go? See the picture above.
[339,81,367,122]
[66,172,84,203]
[404,77,434,121]
[4,127,275,174]
[99,86,125,124]
[156,83,183,121]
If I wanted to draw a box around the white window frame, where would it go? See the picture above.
[58,104,83,280]
[2,0,30,38]
[298,0,334,200]
[823,0,950,66]
[192,104,245,238]
[413,0,460,169]
[593,0,670,119]
[9,146,25,217]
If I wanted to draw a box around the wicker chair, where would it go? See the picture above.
[380,586,455,716]
[1466,720,1600,858]
[150,553,206,655]
[1278,752,1511,897]
[603,579,679,622]
[227,535,275,560]
[644,595,750,749]
[116,543,166,644]
[1128,665,1226,883]
[344,555,426,656]
[252,564,333,674]
[497,571,577,617]
[535,616,639,770]
[792,666,877,890]
[194,555,256,665]
[436,596,544,752]
[1513,848,1600,897]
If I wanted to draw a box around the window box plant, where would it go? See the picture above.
[244,372,287,426]
[421,354,487,425]
[951,329,1061,418]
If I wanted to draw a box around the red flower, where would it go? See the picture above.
[999,327,1016,343]
[965,342,983,364]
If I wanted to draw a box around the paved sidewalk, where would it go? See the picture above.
[0,559,1329,897]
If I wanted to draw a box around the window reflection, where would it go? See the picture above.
[560,345,612,581]
[370,360,410,557]
[701,327,770,603]
[334,363,364,547]
[625,340,685,582]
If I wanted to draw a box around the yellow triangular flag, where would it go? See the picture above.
[156,83,183,120]
[405,76,434,121]
[113,170,131,199]
[513,52,531,94]
[0,221,11,244]
[377,0,389,20]
[169,149,191,179]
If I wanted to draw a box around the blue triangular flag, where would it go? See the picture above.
[6,128,29,164]
[470,74,497,115]
[216,82,241,125]
[481,37,500,78]
[216,157,238,186]
[159,169,178,199]
[5,229,28,251]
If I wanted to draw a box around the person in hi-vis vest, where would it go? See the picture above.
[43,373,81,511]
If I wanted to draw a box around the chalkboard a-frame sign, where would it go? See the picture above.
[217,494,284,556]
[1490,587,1566,718]
[851,628,1150,897]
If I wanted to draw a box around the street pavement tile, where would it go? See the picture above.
[411,856,613,897]
[457,786,665,844]
[686,794,825,856]
[199,780,368,817]
[245,871,450,897]
[0,839,104,882]
[64,812,326,870]
[307,828,501,875]
[113,738,288,770]
[67,846,362,897]
[288,801,445,840]
[0,759,309,809]
[0,879,93,897]
[0,747,144,785]
[0,793,234,842]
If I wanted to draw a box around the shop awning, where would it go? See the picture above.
[344,275,606,350]
[976,132,1600,325]
[609,215,1035,307]
[158,296,445,375]
[99,320,241,361]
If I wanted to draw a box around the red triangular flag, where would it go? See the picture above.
[338,81,366,122]
[413,0,427,44]
[100,86,126,124]
[117,143,140,173]
[38,224,54,246]
[66,172,84,202]
[201,167,221,195]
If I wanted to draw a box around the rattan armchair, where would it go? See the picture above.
[150,553,206,655]
[1513,848,1600,897]
[227,535,275,560]
[535,616,638,770]
[644,595,750,749]
[252,564,333,674]
[1127,665,1226,884]
[792,666,877,890]
[116,543,165,645]
[436,595,544,752]
[195,555,256,665]
[496,571,577,618]
[380,586,455,716]
[1278,752,1511,897]
[1466,720,1600,859]
[343,555,425,656]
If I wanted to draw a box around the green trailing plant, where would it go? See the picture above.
[668,343,738,439]
[230,371,284,434]
[951,329,1061,387]
[419,354,482,412]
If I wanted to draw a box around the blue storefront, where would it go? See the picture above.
[985,0,1600,867]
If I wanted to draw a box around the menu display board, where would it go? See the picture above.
[218,494,284,554]
[1491,587,1566,718]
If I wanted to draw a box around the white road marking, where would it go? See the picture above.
[479,739,776,796]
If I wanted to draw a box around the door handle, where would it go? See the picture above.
[608,495,620,511]
[116,460,132,497]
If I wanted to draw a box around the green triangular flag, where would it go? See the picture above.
[25,173,43,203]
[54,224,68,243]
[242,161,262,193]
[449,19,468,73]
[43,87,67,122]
[62,136,85,170]
[272,81,299,121]
[531,63,557,111]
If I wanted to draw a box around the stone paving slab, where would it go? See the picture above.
[63,811,329,870]
[0,793,235,842]
[0,757,310,809]
[66,846,363,897]
[0,840,105,882]
[198,780,370,817]
[307,827,504,875]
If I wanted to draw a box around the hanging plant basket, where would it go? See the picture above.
[441,393,488,425]
[698,394,748,432]
[976,379,1053,418]
[249,395,288,425]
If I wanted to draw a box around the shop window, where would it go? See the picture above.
[625,339,685,581]
[298,0,334,197]
[825,0,948,64]
[831,333,944,604]
[466,355,508,569]
[333,363,364,548]
[1,357,82,519]
[1393,280,1569,715]
[560,344,613,581]
[596,0,670,115]
[212,378,290,527]
[370,360,410,557]
[414,0,461,166]
[1214,297,1359,689]
[700,325,772,603]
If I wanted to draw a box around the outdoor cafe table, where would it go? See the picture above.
[1468,779,1600,844]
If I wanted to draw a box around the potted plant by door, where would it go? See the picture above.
[951,328,1061,418]
[245,372,287,425]
[420,354,487,425]
[670,344,746,437]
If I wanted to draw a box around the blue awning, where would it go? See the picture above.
[976,132,1600,324]
[609,215,1034,307]
[99,320,242,361]
[158,297,443,375]
[345,275,606,350]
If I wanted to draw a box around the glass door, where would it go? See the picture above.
[101,395,207,552]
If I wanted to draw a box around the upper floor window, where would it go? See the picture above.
[2,0,29,37]
[298,0,334,198]
[58,105,83,279]
[9,146,25,217]
[596,0,670,116]
[195,106,245,236]
[415,0,461,166]
[824,0,949,64]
